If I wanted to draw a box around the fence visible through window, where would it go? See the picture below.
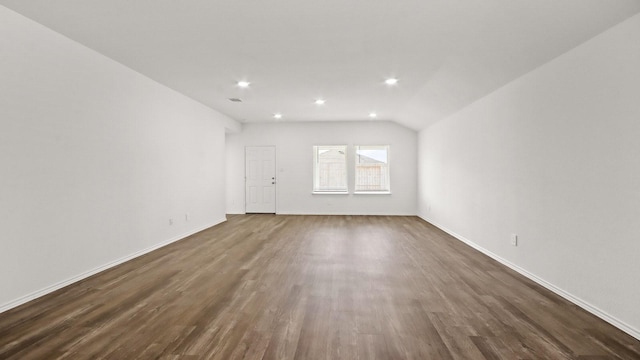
[355,145,390,192]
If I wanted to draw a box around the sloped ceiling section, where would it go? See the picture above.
[2,0,640,130]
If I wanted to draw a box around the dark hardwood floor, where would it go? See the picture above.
[1,215,639,359]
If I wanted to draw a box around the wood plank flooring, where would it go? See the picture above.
[1,215,639,359]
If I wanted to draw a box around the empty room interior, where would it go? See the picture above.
[1,1,640,359]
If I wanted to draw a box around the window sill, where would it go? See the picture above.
[312,191,349,195]
[354,191,391,195]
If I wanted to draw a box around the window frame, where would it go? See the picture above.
[312,145,349,194]
[353,144,391,195]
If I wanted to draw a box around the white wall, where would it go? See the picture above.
[0,6,238,311]
[418,14,640,337]
[227,121,417,215]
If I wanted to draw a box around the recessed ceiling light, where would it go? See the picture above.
[369,112,377,118]
[274,113,283,119]
[237,81,250,88]
[385,78,398,85]
[315,99,326,105]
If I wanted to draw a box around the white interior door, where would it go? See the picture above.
[245,146,276,213]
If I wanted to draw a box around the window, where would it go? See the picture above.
[355,145,390,193]
[313,145,348,193]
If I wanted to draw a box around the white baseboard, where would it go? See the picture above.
[0,217,226,314]
[230,210,416,216]
[418,215,640,341]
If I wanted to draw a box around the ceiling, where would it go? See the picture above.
[2,1,640,130]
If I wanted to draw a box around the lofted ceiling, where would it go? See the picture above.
[2,0,640,130]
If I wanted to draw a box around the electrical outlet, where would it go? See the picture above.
[185,213,189,222]
[169,218,173,225]
[510,234,518,246]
